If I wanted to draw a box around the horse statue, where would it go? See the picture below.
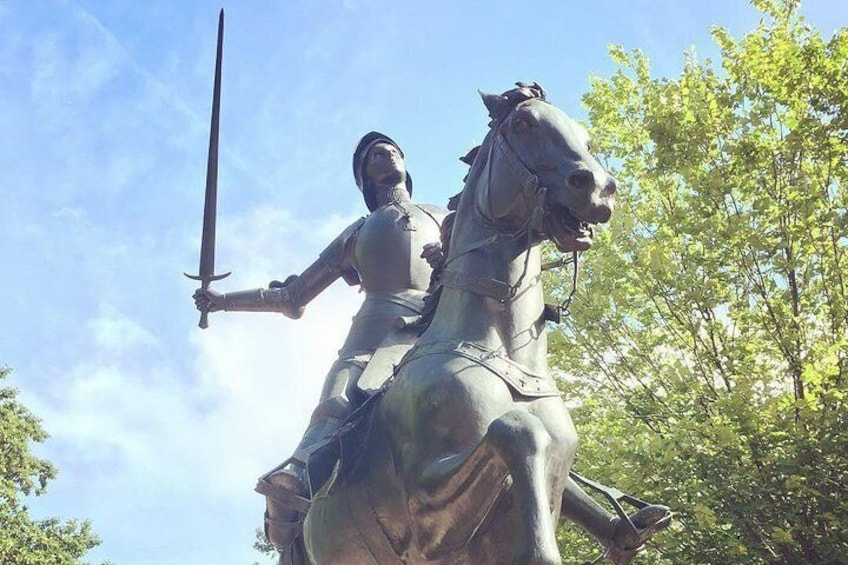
[284,83,667,565]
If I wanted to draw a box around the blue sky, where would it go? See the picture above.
[1,1,845,564]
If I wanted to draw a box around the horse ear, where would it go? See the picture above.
[479,90,504,120]
[531,82,547,100]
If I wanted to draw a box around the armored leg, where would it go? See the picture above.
[318,356,368,402]
[257,359,365,551]
[560,476,672,564]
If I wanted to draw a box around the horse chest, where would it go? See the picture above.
[388,357,505,449]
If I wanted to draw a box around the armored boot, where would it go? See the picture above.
[257,459,311,551]
[603,504,673,564]
[256,397,351,551]
[562,473,673,565]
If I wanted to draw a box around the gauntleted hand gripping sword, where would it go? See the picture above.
[185,9,230,329]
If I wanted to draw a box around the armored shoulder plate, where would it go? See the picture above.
[319,216,366,286]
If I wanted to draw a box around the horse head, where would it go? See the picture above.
[473,82,616,252]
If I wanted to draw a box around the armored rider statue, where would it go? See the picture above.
[193,131,447,549]
[194,131,671,562]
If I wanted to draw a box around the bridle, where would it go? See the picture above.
[438,102,581,319]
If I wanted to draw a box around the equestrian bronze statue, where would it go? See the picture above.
[299,84,670,565]
[190,77,671,563]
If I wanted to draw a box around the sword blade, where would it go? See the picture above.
[199,8,224,282]
[186,9,230,329]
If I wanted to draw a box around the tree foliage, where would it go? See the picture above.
[0,367,102,564]
[551,1,847,563]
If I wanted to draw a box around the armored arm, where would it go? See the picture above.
[196,217,366,319]
[198,285,302,318]
[270,216,365,312]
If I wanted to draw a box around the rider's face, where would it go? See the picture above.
[365,142,406,186]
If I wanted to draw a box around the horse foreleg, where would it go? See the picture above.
[488,410,561,565]
[409,410,561,565]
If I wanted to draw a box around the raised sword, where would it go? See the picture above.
[185,9,230,329]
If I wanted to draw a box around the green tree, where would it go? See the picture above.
[0,367,102,564]
[552,1,848,563]
[252,528,277,564]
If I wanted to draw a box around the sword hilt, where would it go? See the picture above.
[199,308,210,330]
[184,271,231,329]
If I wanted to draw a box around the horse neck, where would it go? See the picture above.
[426,163,548,374]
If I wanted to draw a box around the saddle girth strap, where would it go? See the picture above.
[395,341,560,397]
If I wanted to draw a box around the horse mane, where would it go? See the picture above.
[417,83,548,329]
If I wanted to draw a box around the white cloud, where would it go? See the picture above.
[26,205,361,565]
[89,307,158,351]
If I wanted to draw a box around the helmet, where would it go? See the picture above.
[352,131,413,211]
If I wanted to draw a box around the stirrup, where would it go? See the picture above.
[571,472,673,565]
[256,459,311,515]
[602,505,673,564]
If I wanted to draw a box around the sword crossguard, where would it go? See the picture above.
[183,271,232,283]
[184,271,231,329]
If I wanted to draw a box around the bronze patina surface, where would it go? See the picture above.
[191,76,671,564]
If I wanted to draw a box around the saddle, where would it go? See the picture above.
[305,371,392,497]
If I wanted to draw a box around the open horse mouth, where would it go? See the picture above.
[544,202,594,252]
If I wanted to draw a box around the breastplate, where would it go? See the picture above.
[353,202,441,293]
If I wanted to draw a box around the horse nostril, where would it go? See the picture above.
[568,169,595,191]
[605,177,618,196]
